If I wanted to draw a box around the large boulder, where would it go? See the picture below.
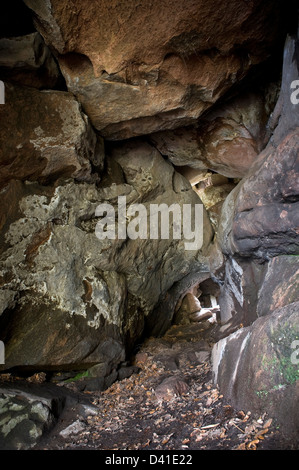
[0,383,66,450]
[217,256,266,325]
[150,86,278,178]
[217,254,299,325]
[0,83,104,189]
[0,179,127,372]
[24,0,284,139]
[212,301,299,439]
[0,141,215,373]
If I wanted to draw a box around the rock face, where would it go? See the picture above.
[257,255,299,318]
[211,32,299,439]
[216,33,299,326]
[0,383,65,450]
[212,302,299,439]
[218,35,299,260]
[0,32,61,89]
[150,86,278,178]
[217,255,299,326]
[0,140,214,372]
[0,83,103,188]
[24,0,283,139]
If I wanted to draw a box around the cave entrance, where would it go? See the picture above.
[172,277,221,327]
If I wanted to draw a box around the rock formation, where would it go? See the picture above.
[212,30,299,440]
[24,0,284,139]
[0,0,298,448]
[0,142,214,372]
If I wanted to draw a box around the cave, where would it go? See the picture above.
[0,0,298,452]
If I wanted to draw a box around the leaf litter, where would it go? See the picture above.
[25,321,292,450]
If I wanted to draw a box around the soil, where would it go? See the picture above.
[25,322,297,451]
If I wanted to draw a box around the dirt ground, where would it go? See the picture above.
[29,322,297,451]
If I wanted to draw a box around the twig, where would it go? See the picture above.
[231,422,245,433]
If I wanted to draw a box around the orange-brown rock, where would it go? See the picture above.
[218,35,299,260]
[150,88,277,178]
[24,0,283,139]
[0,83,103,188]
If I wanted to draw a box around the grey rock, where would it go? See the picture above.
[78,403,98,417]
[218,256,266,325]
[0,384,65,450]
[117,366,140,381]
[104,370,119,390]
[257,255,299,317]
[0,139,215,374]
[80,377,105,393]
[194,350,210,363]
[87,363,110,379]
[59,419,86,438]
[0,32,61,89]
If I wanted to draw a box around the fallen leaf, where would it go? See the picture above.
[201,423,219,430]
[245,424,256,434]
[247,439,260,450]
[236,442,247,450]
[162,433,174,445]
[255,428,269,438]
[263,419,272,429]
[182,438,190,444]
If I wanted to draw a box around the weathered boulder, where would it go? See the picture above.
[0,32,61,89]
[217,256,266,325]
[212,301,299,439]
[231,130,299,258]
[257,255,299,317]
[217,254,299,326]
[0,83,103,189]
[0,383,65,450]
[150,86,278,178]
[24,0,284,139]
[0,141,215,373]
[155,375,189,401]
[0,178,128,372]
